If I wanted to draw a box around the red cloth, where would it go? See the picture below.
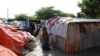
[0,45,17,56]
[0,26,29,56]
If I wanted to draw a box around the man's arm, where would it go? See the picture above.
[35,28,43,42]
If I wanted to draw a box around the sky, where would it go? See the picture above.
[0,0,81,19]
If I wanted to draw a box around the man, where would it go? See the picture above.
[41,27,50,50]
[29,22,35,35]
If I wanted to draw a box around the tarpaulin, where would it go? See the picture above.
[0,45,17,56]
[0,25,29,56]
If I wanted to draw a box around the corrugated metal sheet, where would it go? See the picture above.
[59,17,100,23]
[50,22,100,54]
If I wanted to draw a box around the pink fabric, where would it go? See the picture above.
[48,16,60,30]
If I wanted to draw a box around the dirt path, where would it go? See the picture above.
[25,44,100,56]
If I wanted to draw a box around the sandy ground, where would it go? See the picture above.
[25,44,66,56]
[25,43,100,56]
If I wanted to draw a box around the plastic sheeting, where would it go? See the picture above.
[0,45,17,56]
[0,25,29,56]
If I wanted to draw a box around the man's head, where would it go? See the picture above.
[42,27,47,31]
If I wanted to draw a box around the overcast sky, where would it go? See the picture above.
[0,0,81,18]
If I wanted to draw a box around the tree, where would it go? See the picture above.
[28,16,36,20]
[66,13,76,18]
[78,0,100,18]
[54,10,76,18]
[35,6,75,20]
[15,14,29,20]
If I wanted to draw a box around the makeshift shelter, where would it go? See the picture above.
[46,17,100,53]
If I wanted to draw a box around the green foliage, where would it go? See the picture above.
[29,16,36,20]
[78,0,100,18]
[15,14,28,20]
[35,6,55,20]
[66,13,76,18]
[7,18,16,22]
[35,6,75,20]
[14,7,76,20]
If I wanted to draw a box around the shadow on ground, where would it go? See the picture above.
[26,44,100,56]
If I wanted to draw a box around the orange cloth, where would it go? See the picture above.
[0,45,17,56]
[0,26,29,56]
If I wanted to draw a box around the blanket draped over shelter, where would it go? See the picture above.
[0,25,29,56]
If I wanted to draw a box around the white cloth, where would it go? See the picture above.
[50,22,68,38]
[45,17,73,38]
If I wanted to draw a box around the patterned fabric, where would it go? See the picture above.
[48,16,60,30]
